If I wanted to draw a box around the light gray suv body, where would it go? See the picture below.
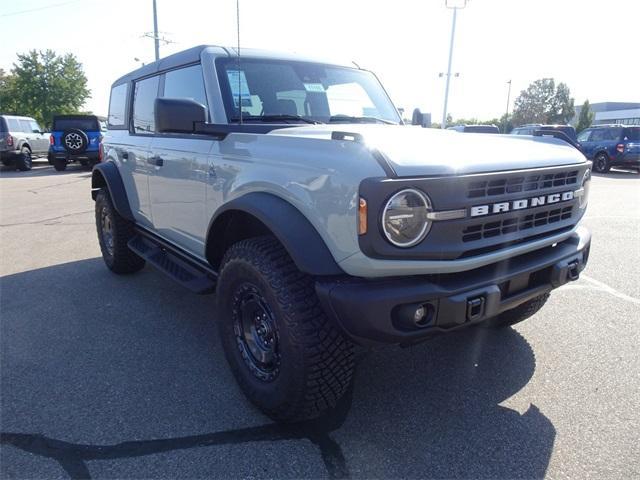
[0,115,49,170]
[92,45,592,422]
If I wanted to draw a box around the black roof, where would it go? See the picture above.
[112,45,229,86]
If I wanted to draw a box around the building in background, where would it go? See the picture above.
[573,102,640,126]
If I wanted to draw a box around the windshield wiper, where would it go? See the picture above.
[328,115,396,125]
[230,114,322,125]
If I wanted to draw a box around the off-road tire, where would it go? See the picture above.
[80,159,90,167]
[95,189,145,274]
[484,293,550,329]
[16,146,32,171]
[53,158,67,171]
[593,152,610,173]
[216,235,355,423]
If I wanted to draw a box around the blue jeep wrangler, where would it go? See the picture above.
[48,115,106,171]
[577,124,640,173]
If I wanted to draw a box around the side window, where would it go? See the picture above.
[577,130,591,142]
[18,120,32,133]
[132,75,160,134]
[108,83,128,127]
[7,118,20,131]
[29,121,41,133]
[590,129,605,142]
[163,64,208,109]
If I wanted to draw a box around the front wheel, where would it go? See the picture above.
[95,189,145,274]
[593,153,610,173]
[216,236,355,422]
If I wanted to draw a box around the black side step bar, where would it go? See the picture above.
[128,232,217,294]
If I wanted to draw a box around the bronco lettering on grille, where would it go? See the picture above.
[470,191,575,217]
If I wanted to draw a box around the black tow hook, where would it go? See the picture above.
[567,260,580,281]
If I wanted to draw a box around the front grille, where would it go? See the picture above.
[462,206,574,242]
[467,169,579,198]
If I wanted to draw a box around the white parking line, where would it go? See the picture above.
[561,274,640,306]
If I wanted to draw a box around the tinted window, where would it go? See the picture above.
[591,128,622,141]
[577,130,591,142]
[53,117,99,131]
[108,83,128,127]
[163,64,207,108]
[132,75,160,134]
[7,118,20,131]
[623,127,640,141]
[0,117,7,133]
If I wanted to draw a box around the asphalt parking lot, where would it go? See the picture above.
[1,159,639,479]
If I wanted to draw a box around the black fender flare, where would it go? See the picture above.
[207,192,345,276]
[91,162,134,221]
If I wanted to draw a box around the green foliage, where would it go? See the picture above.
[576,99,594,133]
[0,50,90,128]
[512,78,575,126]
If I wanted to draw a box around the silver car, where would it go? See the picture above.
[0,115,50,171]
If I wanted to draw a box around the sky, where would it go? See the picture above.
[1,0,639,121]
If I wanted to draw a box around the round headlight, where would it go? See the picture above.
[579,168,591,209]
[382,189,432,247]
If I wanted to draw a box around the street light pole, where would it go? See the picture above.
[441,0,467,129]
[152,0,160,61]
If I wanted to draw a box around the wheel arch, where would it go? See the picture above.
[206,192,344,276]
[91,162,134,221]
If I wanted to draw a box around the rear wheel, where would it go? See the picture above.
[80,159,89,167]
[216,236,355,422]
[53,158,67,171]
[95,189,145,274]
[483,293,550,329]
[16,146,32,171]
[593,152,610,173]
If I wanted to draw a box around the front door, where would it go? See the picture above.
[147,136,213,257]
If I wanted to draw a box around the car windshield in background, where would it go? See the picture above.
[215,58,401,124]
[53,117,99,131]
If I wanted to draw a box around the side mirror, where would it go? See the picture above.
[155,97,207,133]
[411,108,431,127]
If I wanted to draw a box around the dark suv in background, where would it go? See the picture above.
[577,125,640,173]
[48,115,106,171]
[511,124,578,143]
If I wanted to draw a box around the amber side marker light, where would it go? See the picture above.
[358,197,368,235]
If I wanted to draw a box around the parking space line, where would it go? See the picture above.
[561,274,640,306]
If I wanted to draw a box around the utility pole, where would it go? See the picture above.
[441,0,468,129]
[504,79,512,133]
[152,0,160,61]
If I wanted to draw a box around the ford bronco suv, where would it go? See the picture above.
[49,114,106,171]
[92,45,592,422]
[0,114,50,171]
[576,124,640,173]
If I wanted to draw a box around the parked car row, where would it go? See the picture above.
[0,113,106,171]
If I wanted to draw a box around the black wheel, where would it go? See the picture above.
[79,159,89,167]
[62,128,88,154]
[593,152,610,173]
[483,293,550,329]
[47,152,54,165]
[216,236,355,422]
[95,189,145,274]
[16,146,32,171]
[53,157,67,171]
[1,159,12,167]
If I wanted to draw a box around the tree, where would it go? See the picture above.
[511,78,575,126]
[1,50,90,128]
[576,99,594,133]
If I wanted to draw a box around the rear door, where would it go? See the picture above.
[28,119,49,153]
[577,128,595,158]
[148,63,212,257]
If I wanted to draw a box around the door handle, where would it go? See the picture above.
[147,155,164,167]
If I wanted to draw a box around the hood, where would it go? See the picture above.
[268,124,587,177]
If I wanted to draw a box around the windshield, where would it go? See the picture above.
[215,57,401,124]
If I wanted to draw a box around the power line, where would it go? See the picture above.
[0,0,84,18]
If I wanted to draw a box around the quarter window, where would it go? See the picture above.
[577,130,591,142]
[163,64,208,109]
[108,83,128,127]
[7,118,20,131]
[132,76,160,134]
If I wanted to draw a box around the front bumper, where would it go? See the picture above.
[316,226,591,345]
